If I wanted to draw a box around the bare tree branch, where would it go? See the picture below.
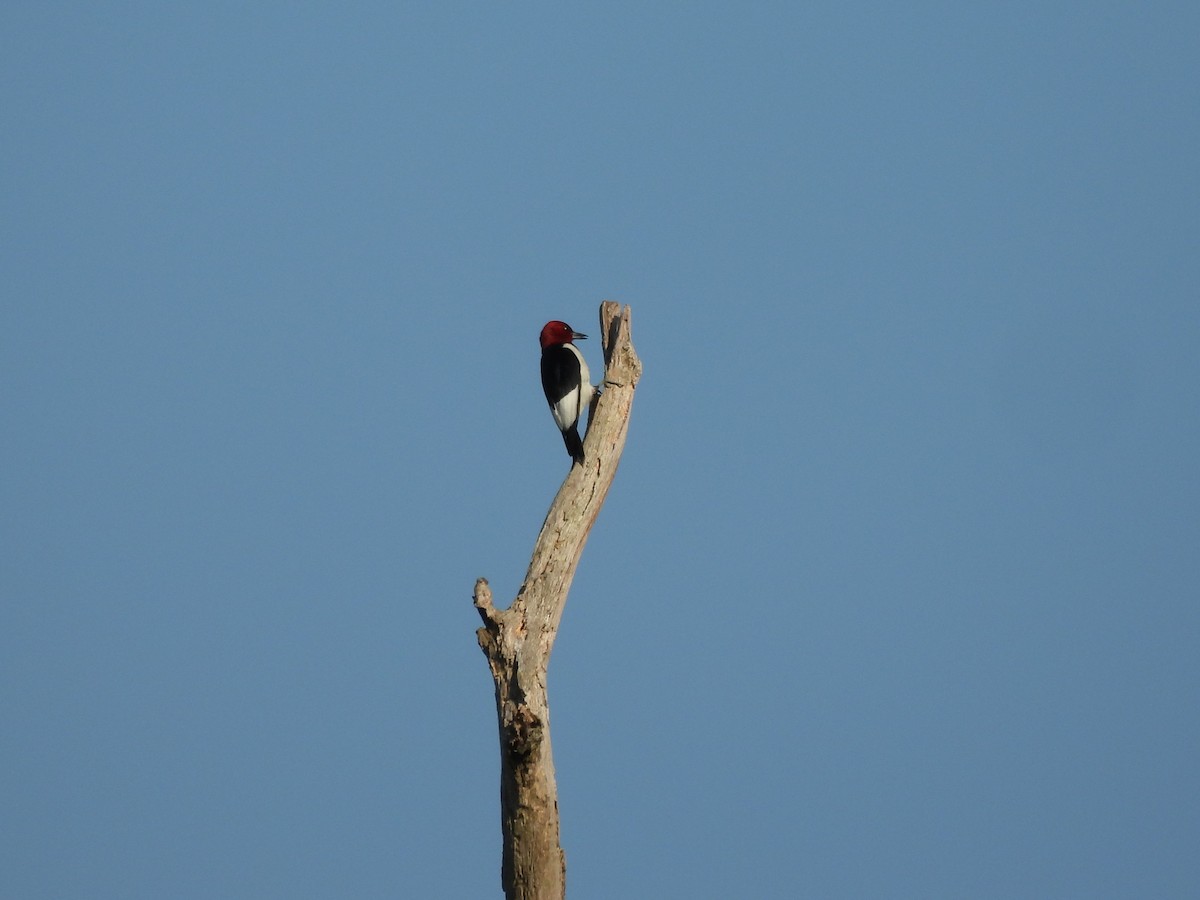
[474,301,642,900]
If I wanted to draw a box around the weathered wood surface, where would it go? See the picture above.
[474,301,641,900]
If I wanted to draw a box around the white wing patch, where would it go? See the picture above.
[550,390,580,431]
[550,343,594,431]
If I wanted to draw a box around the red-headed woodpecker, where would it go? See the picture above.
[540,320,595,465]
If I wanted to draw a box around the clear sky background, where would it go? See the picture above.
[2,3,1197,898]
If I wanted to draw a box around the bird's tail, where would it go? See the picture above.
[562,426,585,465]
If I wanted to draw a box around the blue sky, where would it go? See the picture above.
[2,3,1197,898]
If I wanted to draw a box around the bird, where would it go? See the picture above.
[539,320,596,465]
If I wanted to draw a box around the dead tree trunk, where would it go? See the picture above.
[474,301,642,900]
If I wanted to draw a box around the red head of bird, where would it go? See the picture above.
[539,320,588,350]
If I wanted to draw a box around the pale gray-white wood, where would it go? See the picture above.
[474,302,641,900]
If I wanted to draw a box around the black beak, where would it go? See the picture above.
[572,331,588,340]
